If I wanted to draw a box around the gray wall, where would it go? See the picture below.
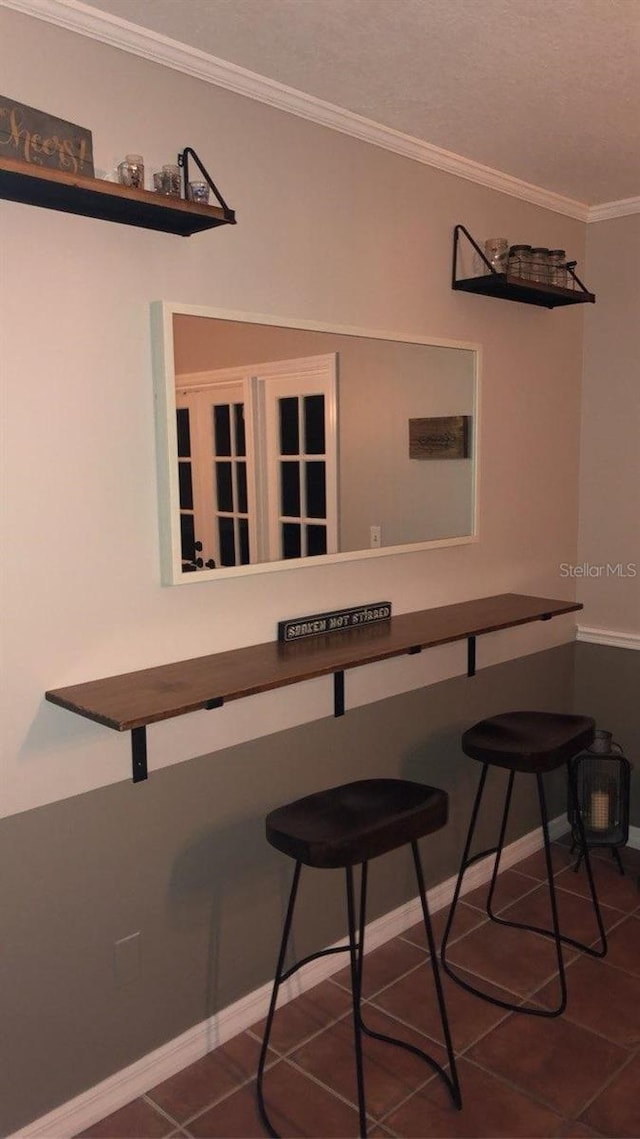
[1,644,576,1134]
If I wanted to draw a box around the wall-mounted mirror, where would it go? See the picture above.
[151,302,480,583]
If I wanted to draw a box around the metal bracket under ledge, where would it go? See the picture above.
[129,695,226,782]
[334,671,345,717]
[467,635,476,677]
[131,727,148,783]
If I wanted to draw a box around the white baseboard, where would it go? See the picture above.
[8,813,611,1139]
[576,626,640,651]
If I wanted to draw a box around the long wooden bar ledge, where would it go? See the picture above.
[45,593,582,782]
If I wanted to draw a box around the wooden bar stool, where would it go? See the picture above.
[256,778,462,1138]
[441,710,607,1017]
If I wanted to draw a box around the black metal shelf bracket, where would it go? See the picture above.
[178,147,236,224]
[334,671,345,717]
[467,636,476,678]
[131,726,148,783]
[452,224,494,287]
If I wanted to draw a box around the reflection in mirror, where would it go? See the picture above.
[151,303,479,583]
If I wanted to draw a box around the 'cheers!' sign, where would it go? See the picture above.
[0,96,94,176]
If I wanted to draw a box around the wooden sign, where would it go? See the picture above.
[0,96,94,176]
[409,415,470,459]
[278,602,392,643]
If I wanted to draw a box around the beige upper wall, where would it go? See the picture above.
[579,216,640,636]
[1,7,589,818]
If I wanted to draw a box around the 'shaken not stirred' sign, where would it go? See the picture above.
[279,602,392,643]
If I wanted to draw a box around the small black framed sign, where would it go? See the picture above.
[409,415,471,459]
[278,602,392,643]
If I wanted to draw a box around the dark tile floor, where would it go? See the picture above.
[78,839,640,1138]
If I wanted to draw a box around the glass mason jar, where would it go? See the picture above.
[153,164,181,197]
[187,181,210,204]
[483,237,509,275]
[117,154,145,190]
[530,247,550,285]
[508,244,532,279]
[548,249,567,288]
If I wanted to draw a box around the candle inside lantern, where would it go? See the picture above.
[590,788,610,830]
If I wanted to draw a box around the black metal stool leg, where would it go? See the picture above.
[411,840,462,1109]
[257,862,302,1139]
[535,773,568,1016]
[259,844,461,1136]
[441,763,490,964]
[442,768,569,1016]
[354,847,462,1111]
[486,771,516,919]
[487,766,607,965]
[346,864,368,1138]
[442,760,607,1018]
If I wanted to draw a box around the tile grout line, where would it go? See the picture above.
[455,1054,587,1129]
[139,1094,184,1133]
[565,1047,640,1125]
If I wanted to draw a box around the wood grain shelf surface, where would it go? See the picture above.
[45,593,581,732]
[0,156,234,235]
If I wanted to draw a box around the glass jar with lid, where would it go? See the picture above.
[508,244,532,280]
[548,249,567,288]
[530,247,550,285]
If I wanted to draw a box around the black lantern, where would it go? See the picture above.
[568,729,631,875]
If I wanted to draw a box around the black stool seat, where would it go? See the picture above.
[442,709,606,1020]
[266,778,448,868]
[257,778,461,1137]
[462,710,595,772]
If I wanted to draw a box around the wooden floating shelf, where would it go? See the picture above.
[453,272,596,309]
[0,155,235,236]
[45,593,582,782]
[452,224,595,309]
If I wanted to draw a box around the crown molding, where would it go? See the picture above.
[587,197,640,223]
[3,0,595,222]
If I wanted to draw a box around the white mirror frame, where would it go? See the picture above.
[151,301,481,584]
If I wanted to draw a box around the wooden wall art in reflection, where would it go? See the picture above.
[409,415,471,460]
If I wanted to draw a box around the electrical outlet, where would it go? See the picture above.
[370,525,381,548]
[114,932,141,986]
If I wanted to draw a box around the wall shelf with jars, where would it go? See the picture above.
[0,149,236,237]
[452,224,596,309]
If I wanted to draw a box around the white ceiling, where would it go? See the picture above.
[19,0,640,207]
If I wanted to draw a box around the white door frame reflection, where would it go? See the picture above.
[175,354,338,570]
